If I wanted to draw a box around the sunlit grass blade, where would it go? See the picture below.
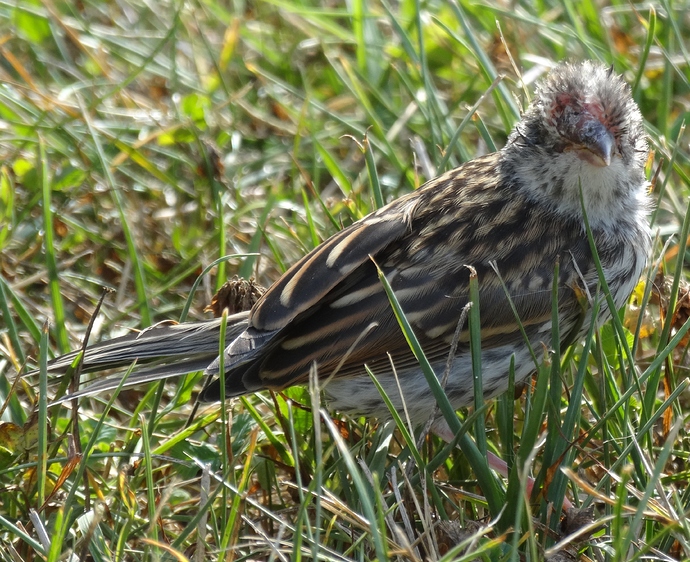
[372,258,504,519]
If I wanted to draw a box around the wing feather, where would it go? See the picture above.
[203,152,600,401]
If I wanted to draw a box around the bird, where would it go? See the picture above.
[42,61,650,431]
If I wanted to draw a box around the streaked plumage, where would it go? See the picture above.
[43,61,651,424]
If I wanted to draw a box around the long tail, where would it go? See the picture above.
[43,312,250,402]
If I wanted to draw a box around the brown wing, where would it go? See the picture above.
[202,153,595,400]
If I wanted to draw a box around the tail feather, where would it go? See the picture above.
[43,312,250,402]
[51,356,221,404]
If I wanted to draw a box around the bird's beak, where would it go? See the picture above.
[579,120,616,167]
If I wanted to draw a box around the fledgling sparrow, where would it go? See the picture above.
[43,61,651,426]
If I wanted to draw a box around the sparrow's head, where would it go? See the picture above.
[528,61,646,167]
[504,61,649,224]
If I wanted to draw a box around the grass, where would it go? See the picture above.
[1,0,689,560]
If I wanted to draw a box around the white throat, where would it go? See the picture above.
[514,151,647,230]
